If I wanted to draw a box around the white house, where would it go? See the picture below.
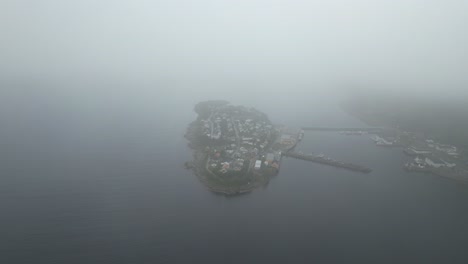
[425,157,446,168]
[254,160,262,170]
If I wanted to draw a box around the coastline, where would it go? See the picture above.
[341,101,468,184]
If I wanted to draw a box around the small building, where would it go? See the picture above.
[254,160,262,170]
[444,161,456,168]
[414,156,424,164]
[222,162,230,170]
[406,146,432,155]
[425,157,446,168]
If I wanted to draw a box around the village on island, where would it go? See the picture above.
[184,101,301,195]
[185,101,371,195]
[185,101,468,195]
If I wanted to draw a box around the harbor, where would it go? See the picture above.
[187,101,387,195]
[276,127,373,174]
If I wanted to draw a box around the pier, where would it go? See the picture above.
[282,151,372,173]
[301,127,383,133]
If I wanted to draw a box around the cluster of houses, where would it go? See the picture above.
[266,152,281,169]
[208,146,253,175]
[372,135,395,146]
[201,105,278,175]
[211,158,246,174]
[404,138,460,170]
[201,118,221,140]
[404,139,459,158]
[254,152,282,170]
[365,129,463,173]
[406,156,456,170]
[201,114,272,146]
[425,139,459,157]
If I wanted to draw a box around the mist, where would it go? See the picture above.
[3,1,468,263]
[2,0,468,99]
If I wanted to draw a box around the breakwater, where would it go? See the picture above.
[283,151,372,173]
[301,127,383,133]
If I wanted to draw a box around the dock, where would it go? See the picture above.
[301,127,383,133]
[282,151,372,173]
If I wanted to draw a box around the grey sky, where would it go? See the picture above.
[2,0,468,96]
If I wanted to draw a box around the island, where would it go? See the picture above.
[184,101,300,195]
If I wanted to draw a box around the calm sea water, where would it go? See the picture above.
[2,90,468,263]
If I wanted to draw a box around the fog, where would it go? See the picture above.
[3,0,468,153]
[2,0,468,100]
[4,2,468,263]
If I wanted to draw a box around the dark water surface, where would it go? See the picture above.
[2,90,468,263]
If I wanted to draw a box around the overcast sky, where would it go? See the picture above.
[2,0,468,97]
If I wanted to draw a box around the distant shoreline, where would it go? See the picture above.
[341,99,468,184]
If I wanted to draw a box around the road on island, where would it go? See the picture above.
[230,118,241,153]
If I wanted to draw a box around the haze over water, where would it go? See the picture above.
[1,86,468,263]
[2,0,468,263]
